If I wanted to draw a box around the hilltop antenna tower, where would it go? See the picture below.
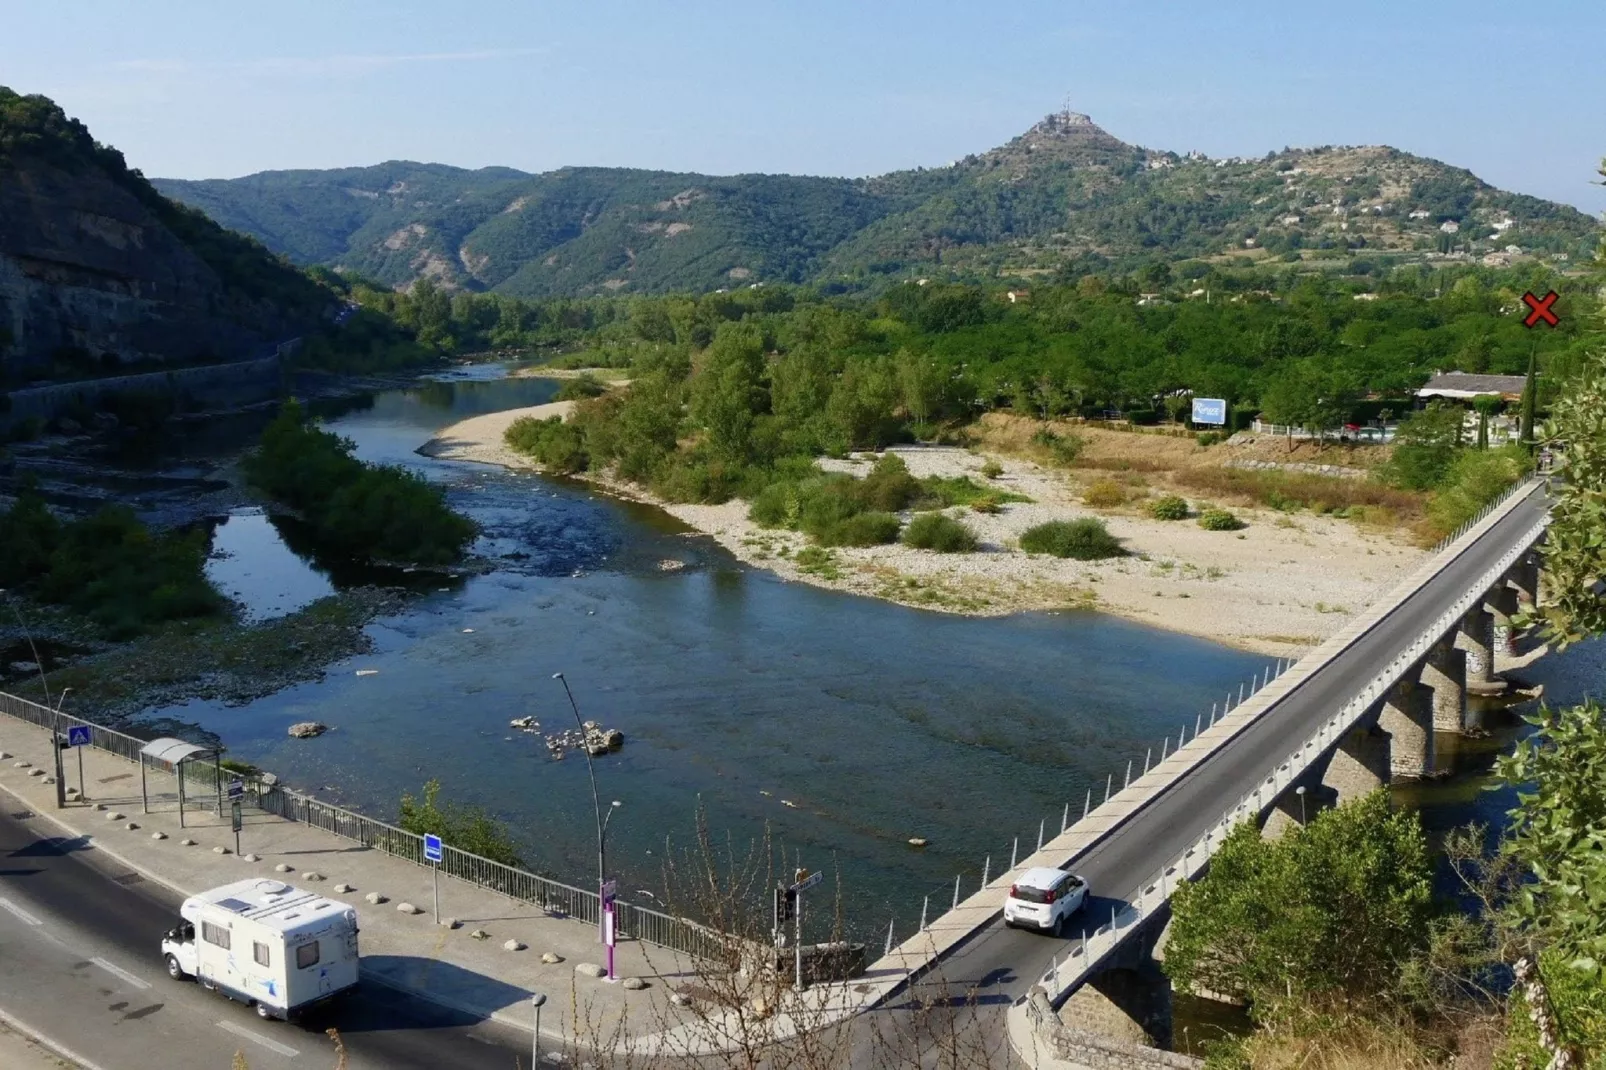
[1061,93,1074,121]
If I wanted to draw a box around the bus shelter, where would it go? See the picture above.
[139,737,222,828]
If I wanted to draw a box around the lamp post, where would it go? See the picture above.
[530,991,546,1067]
[552,672,620,943]
[1295,785,1307,825]
[52,687,72,809]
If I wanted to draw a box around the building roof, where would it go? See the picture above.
[1416,372,1528,400]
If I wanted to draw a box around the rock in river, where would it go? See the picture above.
[288,722,328,739]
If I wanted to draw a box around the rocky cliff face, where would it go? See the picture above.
[0,155,290,382]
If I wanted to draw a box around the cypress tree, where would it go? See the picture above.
[1519,346,1538,451]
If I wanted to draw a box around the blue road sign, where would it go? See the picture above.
[1191,397,1227,426]
[423,833,444,864]
[66,725,91,747]
[227,778,245,800]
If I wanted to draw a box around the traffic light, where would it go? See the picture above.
[774,884,796,928]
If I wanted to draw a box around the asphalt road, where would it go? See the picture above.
[928,483,1551,1006]
[0,804,537,1070]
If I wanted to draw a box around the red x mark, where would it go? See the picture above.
[1522,290,1559,328]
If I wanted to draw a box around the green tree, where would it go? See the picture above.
[1473,394,1503,449]
[1535,349,1606,646]
[398,779,522,867]
[1520,345,1539,449]
[690,322,767,464]
[1384,401,1465,490]
[1163,792,1434,1020]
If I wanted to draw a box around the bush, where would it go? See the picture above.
[919,474,1028,508]
[1019,519,1125,560]
[1125,408,1160,425]
[856,453,922,511]
[980,459,1004,479]
[553,373,608,402]
[1031,429,1085,465]
[816,510,900,548]
[399,779,522,867]
[505,415,588,474]
[1423,444,1525,541]
[1198,508,1246,531]
[1195,431,1224,447]
[1082,479,1127,508]
[902,512,978,553]
[1149,495,1189,520]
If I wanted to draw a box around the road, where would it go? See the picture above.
[927,483,1550,1006]
[0,805,537,1070]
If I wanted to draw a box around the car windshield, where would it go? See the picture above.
[1012,884,1056,904]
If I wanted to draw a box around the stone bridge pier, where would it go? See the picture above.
[1420,636,1467,736]
[1059,910,1175,1050]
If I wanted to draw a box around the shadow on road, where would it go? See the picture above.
[297,954,531,1035]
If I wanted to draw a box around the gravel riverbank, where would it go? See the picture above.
[421,404,1427,656]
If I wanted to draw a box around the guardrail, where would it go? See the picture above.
[1033,505,1550,1007]
[0,691,722,961]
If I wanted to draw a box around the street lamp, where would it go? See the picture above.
[530,991,547,1067]
[1295,785,1307,825]
[52,687,72,808]
[552,672,619,941]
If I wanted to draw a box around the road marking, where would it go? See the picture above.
[91,956,150,990]
[0,896,41,925]
[217,1020,300,1058]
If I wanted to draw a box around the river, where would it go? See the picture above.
[159,363,1563,937]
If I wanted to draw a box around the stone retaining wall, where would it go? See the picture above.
[3,352,285,429]
[1223,458,1369,480]
[1016,991,1202,1070]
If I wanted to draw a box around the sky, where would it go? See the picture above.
[4,0,1603,214]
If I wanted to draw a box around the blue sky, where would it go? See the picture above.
[4,0,1603,214]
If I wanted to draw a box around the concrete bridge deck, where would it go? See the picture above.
[873,478,1551,1043]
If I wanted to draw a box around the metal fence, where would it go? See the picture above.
[0,691,721,960]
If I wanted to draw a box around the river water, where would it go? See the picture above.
[166,364,1576,937]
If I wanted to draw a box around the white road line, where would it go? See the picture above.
[0,1006,116,1070]
[90,956,150,990]
[217,1019,300,1058]
[0,896,41,926]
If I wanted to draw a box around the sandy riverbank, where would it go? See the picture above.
[420,404,1426,656]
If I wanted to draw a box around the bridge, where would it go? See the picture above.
[861,477,1551,1060]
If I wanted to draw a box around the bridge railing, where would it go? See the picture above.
[1033,509,1550,1007]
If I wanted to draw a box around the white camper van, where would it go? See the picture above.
[161,878,360,1020]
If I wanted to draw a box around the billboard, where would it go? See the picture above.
[1190,397,1227,426]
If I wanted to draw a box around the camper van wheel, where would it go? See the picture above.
[165,955,187,981]
[255,1002,274,1021]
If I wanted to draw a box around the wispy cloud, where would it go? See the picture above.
[113,48,546,78]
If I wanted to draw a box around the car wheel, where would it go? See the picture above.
[165,954,186,981]
[1051,913,1065,938]
[255,1002,274,1021]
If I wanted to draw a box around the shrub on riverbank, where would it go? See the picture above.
[1018,519,1125,559]
[399,779,522,867]
[0,492,223,638]
[245,401,478,565]
[1198,507,1246,531]
[505,414,589,474]
[902,512,979,553]
[1149,495,1190,520]
[553,373,608,402]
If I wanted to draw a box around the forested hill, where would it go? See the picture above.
[154,111,1601,298]
[0,87,334,380]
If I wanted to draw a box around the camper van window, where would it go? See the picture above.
[296,941,320,969]
[253,941,271,967]
[201,921,231,950]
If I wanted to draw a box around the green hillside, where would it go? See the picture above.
[154,111,1601,297]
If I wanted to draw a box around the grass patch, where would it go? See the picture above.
[1082,479,1127,508]
[1019,519,1126,560]
[902,513,979,553]
[1176,467,1421,523]
[794,546,843,580]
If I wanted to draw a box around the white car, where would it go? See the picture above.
[1003,867,1088,935]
